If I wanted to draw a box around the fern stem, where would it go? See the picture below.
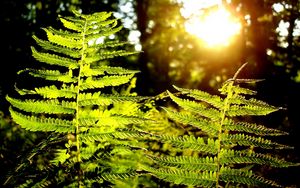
[216,63,247,187]
[216,82,234,188]
[74,15,88,188]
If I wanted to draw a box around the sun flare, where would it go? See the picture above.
[185,7,241,47]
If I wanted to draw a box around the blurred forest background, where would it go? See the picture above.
[0,0,300,187]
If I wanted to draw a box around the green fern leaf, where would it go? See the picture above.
[59,16,84,32]
[85,17,117,31]
[162,107,218,136]
[229,95,275,108]
[161,135,218,154]
[6,96,76,114]
[20,69,76,83]
[226,104,279,116]
[50,149,70,165]
[31,47,78,69]
[86,19,118,33]
[100,172,138,182]
[45,27,82,39]
[149,155,218,171]
[82,129,148,142]
[16,84,78,99]
[33,35,81,58]
[34,85,77,99]
[43,29,82,49]
[142,165,217,187]
[79,115,147,128]
[223,118,288,136]
[83,11,113,21]
[222,133,290,149]
[9,107,74,132]
[84,50,138,64]
[78,92,146,106]
[88,41,129,50]
[174,85,224,109]
[81,65,140,77]
[79,74,135,90]
[220,167,280,187]
[168,91,220,121]
[220,149,297,168]
[86,26,123,41]
[220,83,257,95]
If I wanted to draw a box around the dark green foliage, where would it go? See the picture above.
[147,64,299,187]
[5,10,151,187]
[0,111,44,186]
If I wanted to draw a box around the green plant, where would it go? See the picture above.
[145,64,298,187]
[5,10,152,187]
[4,8,298,188]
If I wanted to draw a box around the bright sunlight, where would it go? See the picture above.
[185,6,241,47]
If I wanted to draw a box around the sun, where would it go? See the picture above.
[185,7,241,47]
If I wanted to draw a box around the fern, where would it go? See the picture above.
[5,10,150,187]
[148,63,298,187]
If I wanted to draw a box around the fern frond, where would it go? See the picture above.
[16,84,78,99]
[6,9,168,187]
[222,133,290,149]
[223,118,288,136]
[9,107,74,132]
[220,83,257,95]
[84,50,137,64]
[229,95,275,108]
[220,149,297,168]
[27,69,77,83]
[100,171,138,182]
[142,165,217,187]
[162,107,218,136]
[149,155,218,171]
[86,26,123,41]
[161,135,218,154]
[80,143,104,160]
[86,19,118,32]
[88,41,129,50]
[79,115,148,128]
[168,91,220,121]
[81,129,149,142]
[59,16,84,32]
[45,27,82,39]
[79,74,135,90]
[162,65,297,187]
[33,36,81,58]
[14,86,36,95]
[78,92,146,106]
[226,104,279,116]
[99,115,150,128]
[220,167,280,187]
[34,85,77,99]
[173,86,224,109]
[31,47,78,69]
[6,96,76,114]
[81,65,140,77]
[43,29,82,49]
[83,11,113,21]
[50,149,70,165]
[70,10,108,22]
